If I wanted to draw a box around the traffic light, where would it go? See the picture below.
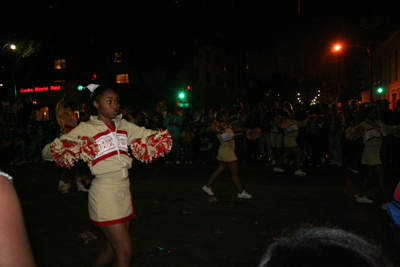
[186,85,190,91]
[179,92,185,99]
[375,82,383,94]
[78,85,84,90]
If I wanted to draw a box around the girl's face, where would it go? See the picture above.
[367,108,379,121]
[94,90,120,123]
[219,113,230,123]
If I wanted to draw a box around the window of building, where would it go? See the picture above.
[116,74,129,83]
[389,55,391,83]
[394,50,397,81]
[384,58,387,84]
[54,59,66,69]
[392,94,397,110]
[206,72,210,83]
[216,75,221,86]
[114,53,122,63]
[224,79,229,88]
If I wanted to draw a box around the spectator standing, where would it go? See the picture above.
[327,102,345,166]
[164,106,183,164]
[181,123,195,163]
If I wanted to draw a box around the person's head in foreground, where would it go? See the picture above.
[258,226,396,267]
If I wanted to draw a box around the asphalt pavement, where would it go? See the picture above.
[2,160,400,267]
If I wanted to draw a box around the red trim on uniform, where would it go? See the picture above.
[284,145,299,149]
[361,163,382,167]
[365,136,381,142]
[90,212,135,227]
[218,160,238,164]
[93,129,113,140]
[92,150,131,166]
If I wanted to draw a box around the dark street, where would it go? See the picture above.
[2,160,400,267]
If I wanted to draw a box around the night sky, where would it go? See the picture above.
[2,0,400,83]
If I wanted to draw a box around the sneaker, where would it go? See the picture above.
[238,190,252,199]
[273,167,284,173]
[58,182,71,194]
[176,161,181,164]
[381,203,387,211]
[329,161,338,165]
[356,196,373,204]
[348,167,359,174]
[202,185,214,196]
[294,169,306,176]
[77,182,89,192]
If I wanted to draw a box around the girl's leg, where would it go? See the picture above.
[206,162,227,188]
[359,167,374,198]
[375,165,390,203]
[292,146,302,171]
[275,148,290,168]
[93,221,132,267]
[227,162,243,193]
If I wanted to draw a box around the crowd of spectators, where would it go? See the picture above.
[2,96,400,170]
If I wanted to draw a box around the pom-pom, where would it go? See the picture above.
[275,115,287,126]
[49,136,99,168]
[130,129,172,163]
[246,127,262,140]
[345,124,365,141]
[211,121,230,134]
[50,138,80,168]
[77,136,99,163]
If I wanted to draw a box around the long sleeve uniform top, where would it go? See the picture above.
[42,114,156,178]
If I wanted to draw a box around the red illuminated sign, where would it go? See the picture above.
[20,85,61,93]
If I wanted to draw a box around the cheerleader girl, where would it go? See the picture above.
[273,102,310,176]
[43,84,170,266]
[355,103,399,209]
[202,110,252,199]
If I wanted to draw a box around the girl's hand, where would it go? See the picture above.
[64,140,78,146]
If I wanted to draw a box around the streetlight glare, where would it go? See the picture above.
[334,45,341,51]
[10,44,16,50]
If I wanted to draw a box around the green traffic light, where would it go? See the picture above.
[78,85,84,91]
[179,92,185,99]
[377,87,383,93]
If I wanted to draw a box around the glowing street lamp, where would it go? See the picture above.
[2,43,17,100]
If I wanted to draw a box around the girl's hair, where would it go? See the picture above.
[283,101,293,112]
[216,110,229,122]
[83,85,117,117]
[359,102,377,120]
[259,226,394,267]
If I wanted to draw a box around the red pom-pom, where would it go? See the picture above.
[345,125,365,141]
[130,129,172,163]
[50,138,80,168]
[78,136,99,163]
[49,136,99,168]
[246,127,262,140]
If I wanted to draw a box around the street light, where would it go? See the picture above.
[2,43,17,101]
[333,43,372,101]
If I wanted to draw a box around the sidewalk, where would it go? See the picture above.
[2,161,400,266]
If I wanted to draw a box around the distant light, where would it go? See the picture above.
[318,90,320,92]
[179,93,185,99]
[318,94,320,96]
[334,45,341,51]
[10,44,16,50]
[277,94,280,96]
[0,84,3,87]
[297,93,300,95]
